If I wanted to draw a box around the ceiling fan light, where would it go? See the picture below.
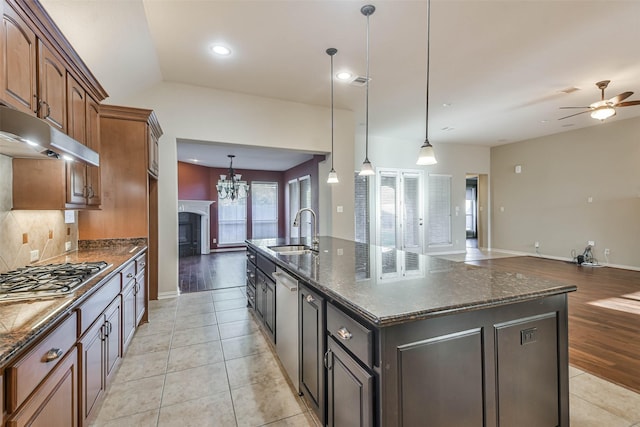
[590,105,616,121]
[417,140,437,165]
[359,159,375,176]
[327,168,339,184]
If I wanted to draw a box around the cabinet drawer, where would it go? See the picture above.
[7,312,77,412]
[135,253,147,274]
[327,303,373,368]
[257,253,276,276]
[77,274,121,336]
[121,261,136,285]
[246,263,256,286]
[246,247,257,265]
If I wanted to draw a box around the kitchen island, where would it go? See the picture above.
[247,237,576,427]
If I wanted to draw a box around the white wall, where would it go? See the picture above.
[359,133,491,254]
[116,82,355,297]
[491,116,640,269]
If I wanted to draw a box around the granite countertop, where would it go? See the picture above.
[0,241,146,366]
[247,237,577,327]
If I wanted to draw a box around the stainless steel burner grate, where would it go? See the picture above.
[0,261,109,302]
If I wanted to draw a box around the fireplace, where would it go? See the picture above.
[177,200,214,255]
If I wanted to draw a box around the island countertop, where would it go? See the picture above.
[247,236,577,327]
[0,241,146,366]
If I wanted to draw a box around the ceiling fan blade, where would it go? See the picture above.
[558,110,591,120]
[616,100,640,107]
[610,91,633,105]
[559,106,590,109]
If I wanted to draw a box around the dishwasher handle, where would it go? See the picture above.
[272,271,298,292]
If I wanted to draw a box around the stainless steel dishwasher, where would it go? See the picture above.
[273,267,299,390]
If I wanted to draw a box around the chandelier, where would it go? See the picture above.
[216,155,249,201]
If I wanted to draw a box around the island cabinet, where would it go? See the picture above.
[378,294,568,427]
[299,284,326,425]
[123,252,147,352]
[254,253,276,343]
[245,247,257,308]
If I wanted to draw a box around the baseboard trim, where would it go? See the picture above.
[491,248,640,271]
[157,290,179,300]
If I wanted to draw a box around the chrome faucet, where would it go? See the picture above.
[293,208,319,250]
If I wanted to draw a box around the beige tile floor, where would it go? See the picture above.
[91,287,640,427]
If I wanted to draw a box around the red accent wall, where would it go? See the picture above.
[178,161,291,249]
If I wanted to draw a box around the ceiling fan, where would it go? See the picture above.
[558,80,640,121]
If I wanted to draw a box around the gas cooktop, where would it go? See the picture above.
[0,261,110,302]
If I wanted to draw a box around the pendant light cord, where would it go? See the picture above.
[331,52,335,170]
[365,10,371,162]
[425,0,431,142]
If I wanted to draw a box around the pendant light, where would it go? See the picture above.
[416,0,437,166]
[359,4,375,176]
[326,48,339,184]
[216,155,250,201]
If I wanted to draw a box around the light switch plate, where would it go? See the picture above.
[65,241,72,251]
[30,250,39,262]
[64,210,75,224]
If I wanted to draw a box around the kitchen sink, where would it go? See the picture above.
[268,245,313,255]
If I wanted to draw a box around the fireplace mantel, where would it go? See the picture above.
[178,200,215,254]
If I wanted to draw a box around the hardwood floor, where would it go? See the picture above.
[468,256,640,394]
[179,251,247,294]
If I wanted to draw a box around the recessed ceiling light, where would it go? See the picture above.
[189,158,199,163]
[211,44,231,56]
[442,103,452,107]
[441,126,455,131]
[561,124,574,128]
[336,72,352,80]
[540,119,549,123]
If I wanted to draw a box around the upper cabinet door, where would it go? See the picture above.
[1,1,37,114]
[37,40,66,131]
[66,73,86,144]
[86,96,101,206]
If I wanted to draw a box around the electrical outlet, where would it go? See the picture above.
[588,240,595,247]
[65,241,72,251]
[604,248,610,256]
[212,238,217,244]
[534,241,540,248]
[30,250,39,262]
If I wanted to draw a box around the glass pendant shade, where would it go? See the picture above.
[417,140,437,165]
[590,105,616,121]
[327,168,339,183]
[359,159,375,176]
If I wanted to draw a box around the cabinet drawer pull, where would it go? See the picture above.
[305,295,315,304]
[44,348,63,363]
[336,327,353,341]
[139,262,146,268]
[127,273,133,278]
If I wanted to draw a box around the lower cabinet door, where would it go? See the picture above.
[79,315,105,422]
[299,285,325,424]
[122,281,136,353]
[6,347,78,427]
[326,337,374,427]
[104,297,122,383]
[135,273,146,326]
[255,272,266,321]
[263,278,276,342]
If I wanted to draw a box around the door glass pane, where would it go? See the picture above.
[288,180,300,237]
[299,176,312,238]
[379,173,397,247]
[402,173,421,250]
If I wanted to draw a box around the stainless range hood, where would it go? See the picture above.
[0,106,99,166]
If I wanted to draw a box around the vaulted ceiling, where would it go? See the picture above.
[41,0,640,169]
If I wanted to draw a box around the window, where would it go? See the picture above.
[218,197,247,245]
[288,175,311,238]
[251,182,278,239]
[354,173,370,244]
[427,174,452,246]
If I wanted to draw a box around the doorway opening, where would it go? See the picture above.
[465,176,478,249]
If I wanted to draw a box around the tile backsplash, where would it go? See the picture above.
[0,154,78,273]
